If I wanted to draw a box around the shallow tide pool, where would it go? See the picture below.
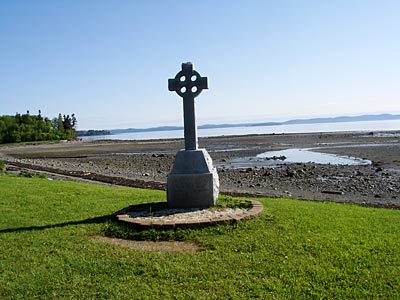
[218,148,372,169]
[256,148,372,165]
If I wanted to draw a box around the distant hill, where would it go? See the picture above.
[111,126,182,135]
[198,113,400,131]
[77,129,111,137]
[84,113,400,135]
[281,113,400,125]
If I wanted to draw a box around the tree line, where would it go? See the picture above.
[0,111,77,144]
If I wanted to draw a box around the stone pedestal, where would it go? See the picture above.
[167,149,219,208]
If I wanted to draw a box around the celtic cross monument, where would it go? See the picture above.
[167,62,219,208]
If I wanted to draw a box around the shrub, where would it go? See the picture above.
[18,171,36,178]
[17,171,48,179]
[0,161,5,173]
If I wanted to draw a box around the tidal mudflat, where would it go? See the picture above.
[1,131,399,208]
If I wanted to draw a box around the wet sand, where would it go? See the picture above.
[1,131,399,208]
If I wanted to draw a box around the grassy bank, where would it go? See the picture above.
[0,174,399,299]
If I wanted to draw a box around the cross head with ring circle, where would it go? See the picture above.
[168,62,208,98]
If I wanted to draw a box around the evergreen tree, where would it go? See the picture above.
[0,111,78,144]
[71,113,77,129]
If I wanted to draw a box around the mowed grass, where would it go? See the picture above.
[0,174,399,299]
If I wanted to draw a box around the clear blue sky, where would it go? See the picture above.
[1,1,399,130]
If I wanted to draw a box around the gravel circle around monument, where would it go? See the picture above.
[114,200,264,229]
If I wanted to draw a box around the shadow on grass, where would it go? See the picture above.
[0,214,113,234]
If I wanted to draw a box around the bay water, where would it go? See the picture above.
[81,119,400,141]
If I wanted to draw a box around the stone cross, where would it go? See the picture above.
[168,62,208,151]
[167,62,219,208]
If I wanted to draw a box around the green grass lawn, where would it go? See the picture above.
[0,174,399,299]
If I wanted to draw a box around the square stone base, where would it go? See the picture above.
[167,171,219,208]
[167,149,219,208]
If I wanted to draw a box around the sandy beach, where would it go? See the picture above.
[1,131,399,208]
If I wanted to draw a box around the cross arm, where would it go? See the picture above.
[168,78,177,92]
